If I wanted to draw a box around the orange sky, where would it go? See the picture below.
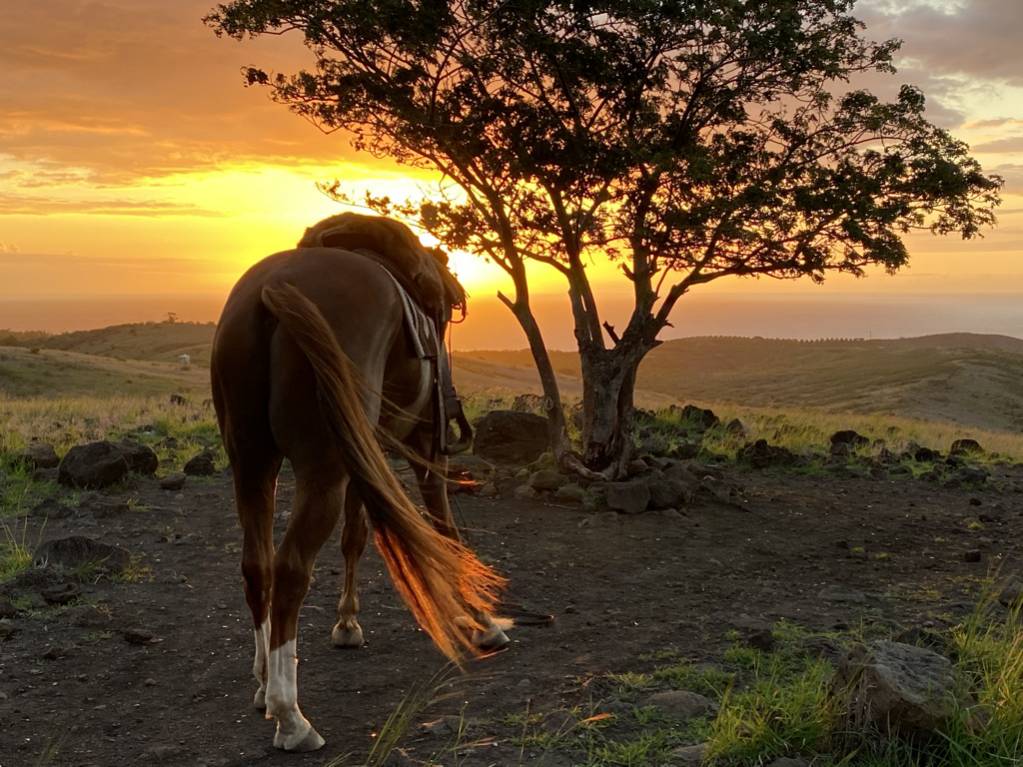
[2,0,1023,344]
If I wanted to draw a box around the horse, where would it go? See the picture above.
[210,230,507,752]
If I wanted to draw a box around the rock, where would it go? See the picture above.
[839,640,966,734]
[529,469,565,492]
[830,430,869,450]
[122,627,160,645]
[913,446,940,462]
[0,595,18,619]
[738,439,796,469]
[183,450,216,477]
[646,690,717,721]
[748,628,776,652]
[667,742,707,766]
[649,478,693,510]
[116,440,159,476]
[963,549,982,563]
[80,496,131,519]
[604,480,651,514]
[418,715,462,737]
[41,582,81,605]
[724,418,748,437]
[945,466,989,488]
[998,577,1023,607]
[679,405,720,433]
[472,410,549,465]
[58,441,130,489]
[818,586,867,604]
[513,485,538,500]
[478,481,499,498]
[553,483,586,503]
[950,438,984,457]
[0,620,17,641]
[20,442,60,469]
[160,473,187,491]
[33,536,130,576]
[511,393,545,414]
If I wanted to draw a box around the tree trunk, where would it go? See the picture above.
[579,347,644,475]
[504,299,571,460]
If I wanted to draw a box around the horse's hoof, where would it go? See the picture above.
[331,622,364,648]
[273,722,325,752]
[253,687,267,710]
[473,625,510,652]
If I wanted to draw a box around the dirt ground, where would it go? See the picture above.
[2,462,1022,767]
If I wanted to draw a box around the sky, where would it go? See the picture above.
[1,0,1022,346]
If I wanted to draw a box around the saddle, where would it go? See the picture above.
[298,213,472,456]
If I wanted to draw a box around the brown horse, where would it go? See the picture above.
[211,239,506,752]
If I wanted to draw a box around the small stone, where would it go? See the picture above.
[183,451,216,477]
[116,440,159,476]
[818,586,867,604]
[41,582,81,605]
[963,549,982,563]
[144,678,158,687]
[998,577,1023,607]
[478,482,499,498]
[20,442,60,469]
[0,620,18,641]
[553,483,586,503]
[122,628,160,645]
[529,469,565,492]
[160,473,187,491]
[605,480,651,514]
[513,485,538,500]
[418,715,461,737]
[748,628,776,652]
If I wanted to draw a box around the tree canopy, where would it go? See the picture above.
[207,0,1002,471]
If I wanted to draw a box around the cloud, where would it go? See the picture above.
[972,136,1023,153]
[859,0,1023,87]
[0,0,353,183]
[0,193,221,217]
[990,164,1023,191]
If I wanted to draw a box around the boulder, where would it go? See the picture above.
[830,430,869,449]
[553,483,586,503]
[649,478,693,510]
[20,442,60,469]
[667,743,707,767]
[646,690,717,722]
[913,446,941,463]
[116,440,159,476]
[159,473,187,491]
[838,640,966,735]
[604,480,650,514]
[183,450,217,477]
[738,439,796,469]
[950,438,984,457]
[511,393,545,414]
[679,404,720,433]
[473,410,549,465]
[58,441,130,489]
[724,418,748,437]
[529,469,565,492]
[33,536,130,576]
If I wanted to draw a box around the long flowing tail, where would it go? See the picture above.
[260,282,504,661]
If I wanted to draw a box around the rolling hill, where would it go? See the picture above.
[3,322,1022,433]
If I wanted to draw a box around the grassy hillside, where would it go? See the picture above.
[0,346,208,398]
[460,333,1023,433]
[0,321,216,366]
[2,321,1022,434]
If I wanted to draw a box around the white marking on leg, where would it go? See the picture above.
[252,618,270,709]
[265,640,324,751]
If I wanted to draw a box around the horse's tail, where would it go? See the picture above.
[260,282,503,661]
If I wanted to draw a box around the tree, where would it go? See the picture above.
[206,0,1000,475]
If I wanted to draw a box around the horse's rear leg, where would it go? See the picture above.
[332,491,368,647]
[233,459,281,710]
[265,471,343,752]
[410,449,510,650]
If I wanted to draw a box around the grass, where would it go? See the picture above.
[0,516,34,582]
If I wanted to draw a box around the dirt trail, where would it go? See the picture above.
[2,464,1022,767]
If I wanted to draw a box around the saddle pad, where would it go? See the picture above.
[377,263,437,360]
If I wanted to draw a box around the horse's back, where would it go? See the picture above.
[212,248,404,466]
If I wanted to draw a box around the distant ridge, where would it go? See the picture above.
[2,323,1021,432]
